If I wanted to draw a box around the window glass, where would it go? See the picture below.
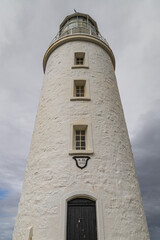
[75,130,86,150]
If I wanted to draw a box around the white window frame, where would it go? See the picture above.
[70,79,91,101]
[75,84,85,97]
[69,123,93,155]
[72,52,89,69]
[74,126,87,150]
[75,52,85,65]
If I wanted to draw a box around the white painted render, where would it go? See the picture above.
[13,39,150,239]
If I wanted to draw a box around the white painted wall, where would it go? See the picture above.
[13,40,149,240]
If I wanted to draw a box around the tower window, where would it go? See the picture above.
[72,125,87,151]
[71,79,90,101]
[74,80,86,97]
[69,124,93,155]
[75,52,85,65]
[75,130,86,150]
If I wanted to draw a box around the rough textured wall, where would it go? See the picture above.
[13,40,149,240]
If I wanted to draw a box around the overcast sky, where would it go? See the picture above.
[0,0,160,239]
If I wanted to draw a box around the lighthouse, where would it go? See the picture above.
[13,12,149,240]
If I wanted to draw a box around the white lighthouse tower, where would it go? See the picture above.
[13,12,149,240]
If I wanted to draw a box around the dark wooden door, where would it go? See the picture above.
[67,198,97,240]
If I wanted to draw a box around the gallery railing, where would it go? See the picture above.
[49,25,109,47]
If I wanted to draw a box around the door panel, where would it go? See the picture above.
[67,198,97,240]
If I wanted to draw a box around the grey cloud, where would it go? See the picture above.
[0,192,20,240]
[131,105,160,239]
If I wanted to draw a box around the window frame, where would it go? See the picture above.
[70,79,91,101]
[72,52,89,69]
[76,57,84,65]
[74,80,86,98]
[74,127,87,150]
[75,52,85,65]
[69,123,93,155]
[75,85,85,97]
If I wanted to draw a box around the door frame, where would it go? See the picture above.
[60,190,105,240]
